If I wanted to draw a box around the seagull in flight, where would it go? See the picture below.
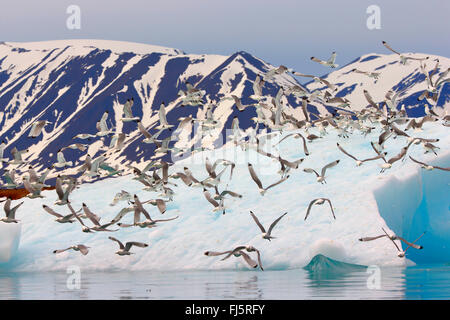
[53,245,90,256]
[310,52,339,68]
[250,211,287,241]
[304,198,336,221]
[248,163,290,195]
[1,199,23,223]
[108,236,148,256]
[336,143,386,166]
[28,120,52,138]
[303,160,340,184]
[409,156,450,171]
[382,41,428,65]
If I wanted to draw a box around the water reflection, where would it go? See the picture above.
[0,264,449,299]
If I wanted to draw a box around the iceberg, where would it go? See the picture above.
[0,223,21,263]
[2,120,449,272]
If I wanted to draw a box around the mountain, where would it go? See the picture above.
[0,40,448,182]
[306,52,450,116]
[0,40,302,180]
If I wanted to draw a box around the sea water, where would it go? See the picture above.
[1,263,450,300]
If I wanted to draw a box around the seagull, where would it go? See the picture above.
[205,245,264,270]
[249,75,265,100]
[73,133,97,140]
[379,145,410,173]
[2,169,19,189]
[23,178,44,198]
[108,237,148,256]
[0,140,8,164]
[54,176,76,205]
[276,133,310,156]
[304,198,336,221]
[121,98,140,122]
[336,143,386,166]
[9,147,28,165]
[1,199,23,223]
[382,41,428,65]
[250,211,287,241]
[310,52,339,68]
[42,204,80,223]
[351,68,380,80]
[110,190,132,206]
[96,111,113,136]
[409,156,450,171]
[137,121,164,144]
[203,188,226,214]
[221,245,264,271]
[248,163,290,195]
[142,198,167,214]
[156,102,174,130]
[53,245,90,256]
[53,149,73,168]
[61,143,88,152]
[118,195,178,228]
[28,120,52,138]
[81,203,118,232]
[361,228,425,258]
[303,160,340,184]
[263,65,289,81]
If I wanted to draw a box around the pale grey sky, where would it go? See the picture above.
[0,0,448,75]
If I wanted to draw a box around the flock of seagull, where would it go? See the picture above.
[1,40,449,269]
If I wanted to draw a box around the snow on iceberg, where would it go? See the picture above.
[3,121,449,272]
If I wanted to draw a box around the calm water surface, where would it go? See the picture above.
[1,264,450,299]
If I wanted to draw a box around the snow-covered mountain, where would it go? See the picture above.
[0,40,448,181]
[306,52,450,116]
[0,40,302,179]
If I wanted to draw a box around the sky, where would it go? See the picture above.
[0,0,449,75]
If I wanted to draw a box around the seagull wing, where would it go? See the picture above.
[42,205,63,218]
[249,211,266,233]
[248,163,263,190]
[336,143,358,161]
[125,241,148,252]
[108,236,125,250]
[267,212,287,236]
[321,160,340,177]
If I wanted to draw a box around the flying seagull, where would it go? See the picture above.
[248,163,290,195]
[53,245,90,256]
[336,143,386,166]
[108,236,148,256]
[304,198,336,221]
[42,204,79,223]
[1,199,23,223]
[250,211,287,241]
[303,160,340,184]
[28,120,52,138]
[409,156,449,171]
[310,52,339,68]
